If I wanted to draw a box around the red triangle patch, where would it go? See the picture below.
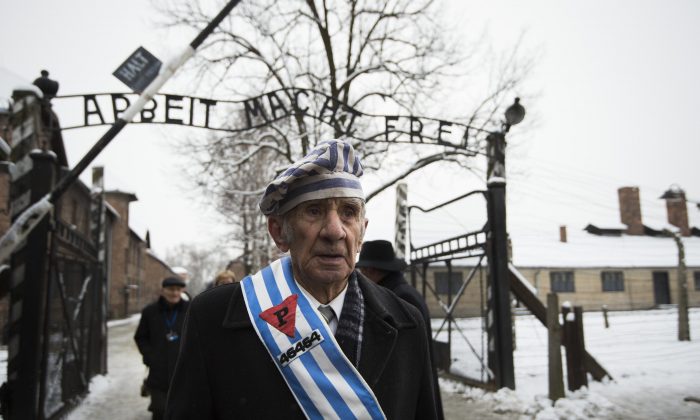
[259,294,298,337]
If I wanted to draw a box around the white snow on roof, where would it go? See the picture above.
[511,229,700,268]
[172,266,188,275]
[0,67,42,107]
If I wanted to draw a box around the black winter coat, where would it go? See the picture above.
[378,271,431,331]
[378,271,444,420]
[134,297,189,392]
[165,272,438,419]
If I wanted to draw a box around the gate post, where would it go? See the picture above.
[90,167,108,374]
[486,130,515,389]
[6,150,56,419]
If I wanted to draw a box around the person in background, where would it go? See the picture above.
[134,277,189,420]
[171,267,191,301]
[166,139,438,419]
[356,239,444,420]
[213,270,238,287]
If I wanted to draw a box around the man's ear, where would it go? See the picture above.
[358,217,369,252]
[268,216,290,252]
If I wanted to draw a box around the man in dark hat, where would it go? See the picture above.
[166,139,438,419]
[135,276,188,420]
[356,239,444,420]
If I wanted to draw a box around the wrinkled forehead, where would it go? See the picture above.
[289,196,365,213]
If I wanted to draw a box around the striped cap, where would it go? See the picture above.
[259,139,364,215]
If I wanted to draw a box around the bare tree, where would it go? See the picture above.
[162,0,531,267]
[165,243,232,293]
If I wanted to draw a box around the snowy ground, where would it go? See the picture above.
[66,315,150,419]
[61,308,700,419]
[440,307,700,419]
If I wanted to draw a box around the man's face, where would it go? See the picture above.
[270,197,367,287]
[161,285,184,305]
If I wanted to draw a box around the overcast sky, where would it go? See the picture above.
[2,0,699,261]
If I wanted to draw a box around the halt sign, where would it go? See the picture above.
[112,47,162,93]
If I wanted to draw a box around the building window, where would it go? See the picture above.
[435,272,463,294]
[550,271,575,293]
[601,271,625,292]
[695,271,700,291]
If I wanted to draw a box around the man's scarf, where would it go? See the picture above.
[335,271,364,367]
[241,257,385,420]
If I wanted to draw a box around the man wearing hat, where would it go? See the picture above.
[135,276,188,420]
[166,139,438,419]
[356,240,444,420]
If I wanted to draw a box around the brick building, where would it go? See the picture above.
[415,186,700,317]
[103,189,177,318]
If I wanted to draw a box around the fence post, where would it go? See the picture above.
[564,306,588,391]
[602,305,610,329]
[547,293,565,401]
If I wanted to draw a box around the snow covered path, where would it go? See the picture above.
[67,316,150,419]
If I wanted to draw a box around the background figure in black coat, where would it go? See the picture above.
[356,239,445,420]
[135,277,189,420]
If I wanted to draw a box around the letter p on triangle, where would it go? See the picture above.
[259,294,298,337]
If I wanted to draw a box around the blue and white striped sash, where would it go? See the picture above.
[241,257,385,420]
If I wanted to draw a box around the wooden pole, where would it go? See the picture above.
[670,233,690,341]
[573,307,589,389]
[547,293,565,401]
[602,305,610,329]
[564,306,588,391]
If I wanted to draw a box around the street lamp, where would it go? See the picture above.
[486,97,525,389]
[504,97,526,133]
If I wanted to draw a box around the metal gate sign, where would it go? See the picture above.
[112,47,162,93]
[55,88,489,151]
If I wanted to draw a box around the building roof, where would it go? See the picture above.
[105,190,138,202]
[511,228,700,268]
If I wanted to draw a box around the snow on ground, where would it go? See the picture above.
[439,308,700,419]
[8,307,696,418]
[67,316,150,420]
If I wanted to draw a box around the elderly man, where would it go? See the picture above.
[165,139,438,419]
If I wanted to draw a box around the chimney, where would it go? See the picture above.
[559,225,567,243]
[661,185,690,236]
[618,187,644,235]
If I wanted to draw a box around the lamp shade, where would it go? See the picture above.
[505,97,525,126]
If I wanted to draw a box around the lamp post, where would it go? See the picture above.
[660,185,690,341]
[486,98,525,389]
